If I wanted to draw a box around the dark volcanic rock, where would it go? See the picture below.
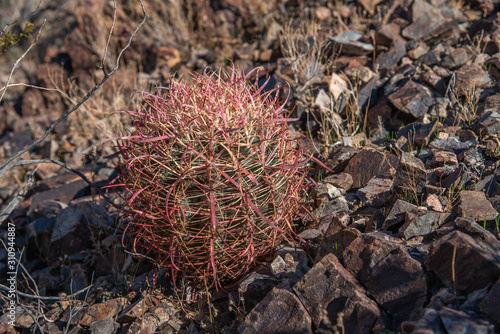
[382,199,418,232]
[480,277,500,324]
[294,254,381,333]
[342,232,427,322]
[425,230,500,295]
[47,202,113,265]
[239,285,312,334]
[399,208,449,239]
[388,80,435,120]
[397,121,438,147]
[401,307,495,334]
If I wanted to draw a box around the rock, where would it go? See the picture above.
[343,232,427,321]
[126,305,171,334]
[397,121,438,148]
[393,152,427,194]
[324,172,353,191]
[477,111,500,137]
[358,0,382,15]
[239,285,312,334]
[430,136,468,154]
[425,194,444,212]
[375,23,401,46]
[456,190,498,223]
[344,149,397,189]
[89,317,119,334]
[81,298,128,327]
[427,150,458,168]
[421,70,447,93]
[235,272,280,310]
[401,306,495,333]
[456,63,492,91]
[356,175,393,207]
[408,43,430,60]
[312,183,342,206]
[440,307,495,333]
[376,37,406,70]
[117,296,153,323]
[399,207,449,239]
[270,255,287,276]
[480,277,500,324]
[28,180,89,218]
[293,254,381,333]
[330,31,374,56]
[329,72,349,101]
[47,202,113,265]
[315,216,361,263]
[402,2,445,40]
[326,146,360,172]
[382,199,418,231]
[388,80,435,120]
[442,47,471,69]
[425,230,500,295]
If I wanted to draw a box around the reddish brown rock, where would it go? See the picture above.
[239,286,312,334]
[343,232,427,321]
[375,23,401,46]
[80,298,128,327]
[425,230,500,294]
[324,172,353,191]
[344,149,397,189]
[456,190,498,223]
[315,216,361,263]
[326,146,360,173]
[388,80,435,119]
[393,152,427,194]
[376,37,406,70]
[294,254,381,333]
[456,63,492,91]
[427,150,458,168]
[357,175,393,207]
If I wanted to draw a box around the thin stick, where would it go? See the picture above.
[0,0,147,177]
[101,0,117,75]
[0,0,41,36]
[0,20,46,103]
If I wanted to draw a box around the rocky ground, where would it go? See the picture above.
[1,0,500,333]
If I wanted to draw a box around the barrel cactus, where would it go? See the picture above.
[109,68,312,289]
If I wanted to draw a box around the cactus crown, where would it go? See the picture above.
[109,68,311,290]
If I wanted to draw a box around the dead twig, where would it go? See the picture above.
[0,0,42,36]
[0,0,147,226]
[0,166,38,225]
[0,19,46,103]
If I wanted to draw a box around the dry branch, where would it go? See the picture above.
[0,0,148,226]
